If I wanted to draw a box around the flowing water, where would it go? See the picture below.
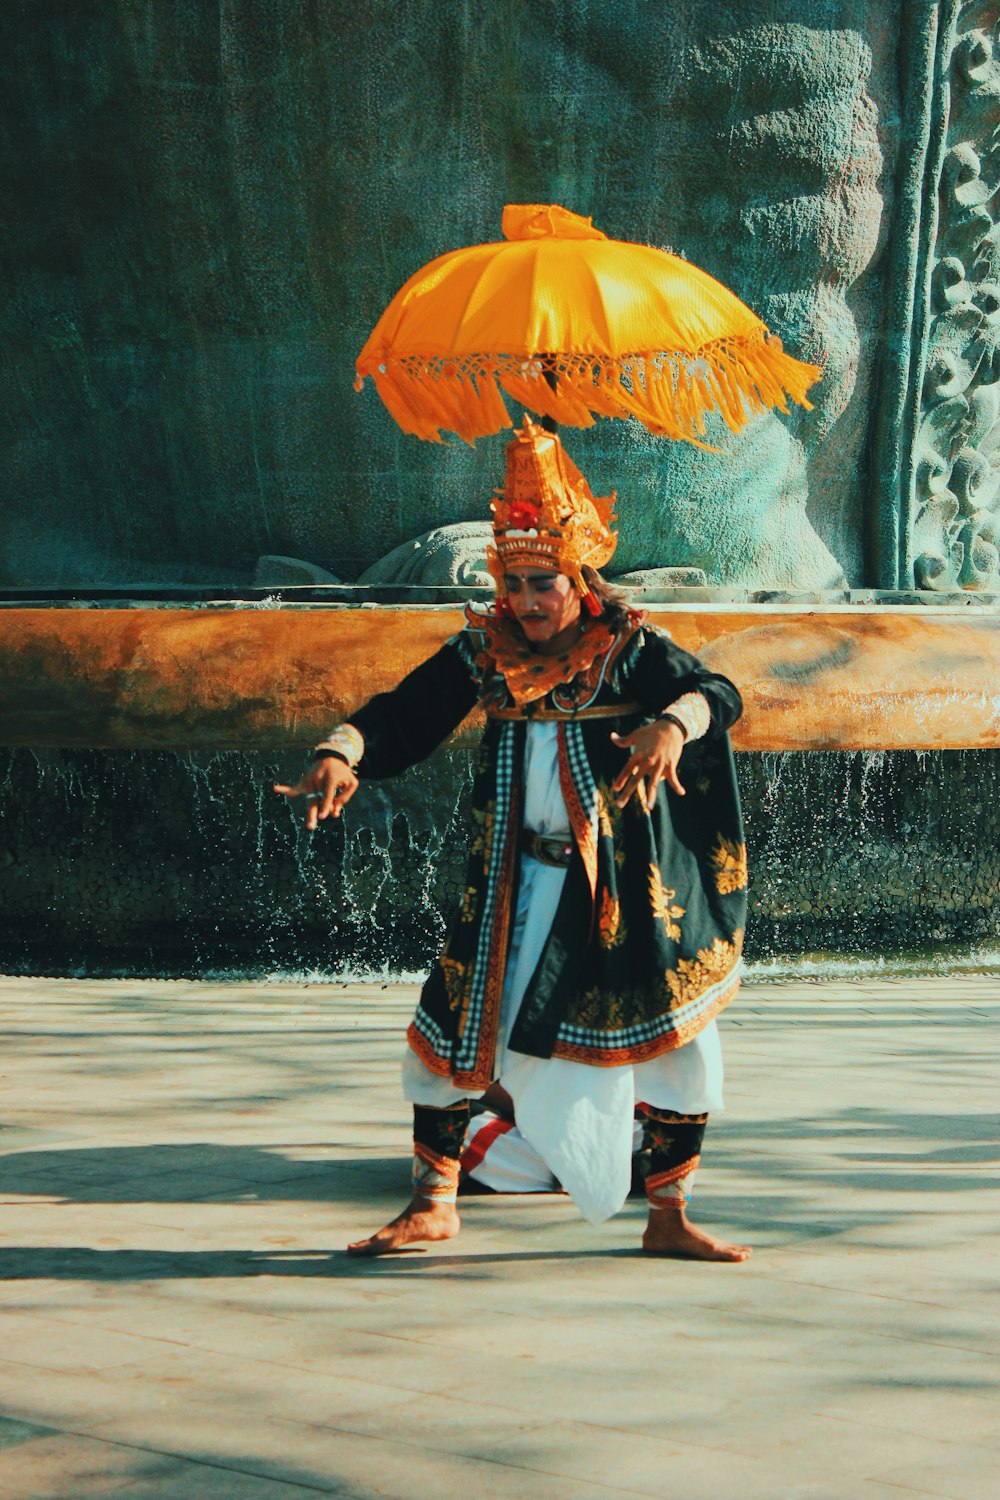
[1,746,998,979]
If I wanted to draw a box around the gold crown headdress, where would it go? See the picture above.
[487,420,617,614]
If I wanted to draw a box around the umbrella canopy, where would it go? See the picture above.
[355,203,822,446]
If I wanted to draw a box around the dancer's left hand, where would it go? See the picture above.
[610,721,686,808]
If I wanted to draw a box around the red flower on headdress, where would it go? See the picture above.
[508,498,542,530]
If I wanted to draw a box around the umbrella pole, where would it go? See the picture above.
[541,366,558,435]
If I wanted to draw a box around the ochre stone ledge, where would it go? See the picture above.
[1,606,998,752]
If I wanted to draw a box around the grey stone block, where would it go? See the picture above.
[253,556,342,587]
[610,567,708,588]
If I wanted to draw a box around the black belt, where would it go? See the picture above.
[522,829,574,867]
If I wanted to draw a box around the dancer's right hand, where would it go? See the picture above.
[274,759,359,831]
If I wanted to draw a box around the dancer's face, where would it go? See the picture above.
[503,566,582,654]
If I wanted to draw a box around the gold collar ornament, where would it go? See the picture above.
[477,608,619,707]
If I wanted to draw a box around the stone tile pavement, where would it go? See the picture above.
[0,974,997,1499]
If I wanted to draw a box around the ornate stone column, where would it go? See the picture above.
[879,0,1000,589]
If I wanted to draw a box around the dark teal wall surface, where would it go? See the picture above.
[1,1,902,588]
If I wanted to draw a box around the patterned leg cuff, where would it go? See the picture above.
[645,1157,701,1210]
[413,1101,470,1159]
[636,1108,707,1210]
[412,1143,461,1204]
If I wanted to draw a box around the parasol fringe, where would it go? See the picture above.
[500,369,597,429]
[358,332,821,445]
[372,364,511,444]
[497,370,559,421]
[431,367,496,443]
[473,367,514,435]
[712,358,751,431]
[371,369,442,443]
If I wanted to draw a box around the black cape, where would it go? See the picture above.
[351,606,747,1091]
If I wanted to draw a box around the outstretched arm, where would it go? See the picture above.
[274,635,480,823]
[347,638,480,779]
[274,755,359,831]
[629,628,743,738]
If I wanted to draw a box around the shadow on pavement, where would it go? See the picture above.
[0,1244,646,1281]
[0,1144,406,1203]
[1,1102,994,1207]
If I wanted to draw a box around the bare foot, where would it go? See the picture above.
[347,1197,460,1257]
[642,1205,751,1262]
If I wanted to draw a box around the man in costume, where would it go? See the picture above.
[276,419,750,1261]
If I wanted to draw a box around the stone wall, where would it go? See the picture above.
[3,3,1000,977]
[2,0,904,590]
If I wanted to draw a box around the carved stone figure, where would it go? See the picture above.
[345,13,893,590]
[357,524,493,588]
[912,4,1000,591]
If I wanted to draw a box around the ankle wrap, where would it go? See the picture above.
[411,1102,470,1205]
[412,1144,461,1204]
[637,1107,708,1209]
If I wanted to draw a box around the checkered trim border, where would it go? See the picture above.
[447,625,487,678]
[563,720,599,827]
[454,721,517,1073]
[555,960,742,1052]
[410,1005,451,1058]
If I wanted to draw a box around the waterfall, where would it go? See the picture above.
[1,746,999,980]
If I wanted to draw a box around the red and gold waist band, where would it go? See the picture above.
[485,700,642,722]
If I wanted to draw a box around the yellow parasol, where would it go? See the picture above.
[355,203,822,447]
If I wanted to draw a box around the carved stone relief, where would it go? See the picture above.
[914,3,1000,590]
[0,4,899,590]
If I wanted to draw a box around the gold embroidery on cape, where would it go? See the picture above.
[596,782,623,840]
[549,969,742,1066]
[597,888,625,948]
[470,800,496,858]
[711,836,749,894]
[575,986,627,1030]
[460,885,478,922]
[666,930,744,1007]
[648,864,685,941]
[440,954,467,1014]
